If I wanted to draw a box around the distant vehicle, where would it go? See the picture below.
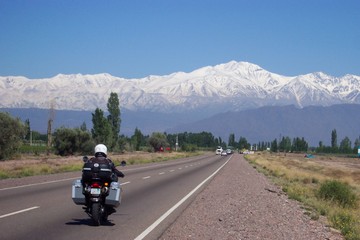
[221,150,227,156]
[243,150,255,155]
[216,146,223,155]
[226,149,233,155]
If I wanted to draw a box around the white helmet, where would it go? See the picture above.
[94,144,107,157]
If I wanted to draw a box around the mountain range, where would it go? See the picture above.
[2,61,360,113]
[2,61,360,146]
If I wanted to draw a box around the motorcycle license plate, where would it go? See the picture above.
[90,188,101,195]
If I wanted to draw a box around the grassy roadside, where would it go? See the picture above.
[245,152,360,240]
[0,151,203,180]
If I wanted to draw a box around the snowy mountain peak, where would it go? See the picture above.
[0,61,359,112]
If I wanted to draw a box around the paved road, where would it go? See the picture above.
[0,153,230,240]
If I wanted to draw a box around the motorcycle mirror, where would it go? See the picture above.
[83,156,89,162]
[120,160,126,167]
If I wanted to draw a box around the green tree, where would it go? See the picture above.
[148,132,168,152]
[0,112,25,160]
[166,131,216,150]
[339,136,352,153]
[353,136,360,153]
[91,108,113,147]
[228,133,236,148]
[53,127,77,156]
[54,127,93,156]
[131,127,144,151]
[331,129,338,150]
[118,135,130,153]
[292,137,308,152]
[75,128,94,154]
[80,122,87,132]
[279,136,292,152]
[271,138,278,152]
[24,119,31,141]
[238,137,249,150]
[107,92,121,149]
[31,131,47,143]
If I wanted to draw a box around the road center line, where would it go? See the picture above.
[0,206,40,219]
[134,156,232,240]
[142,176,151,180]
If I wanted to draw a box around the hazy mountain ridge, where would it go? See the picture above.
[2,104,360,147]
[167,104,360,146]
[1,61,360,113]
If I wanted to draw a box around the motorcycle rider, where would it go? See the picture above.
[84,143,125,179]
[82,143,125,215]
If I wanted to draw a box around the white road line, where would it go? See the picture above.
[169,170,175,172]
[142,176,151,180]
[1,178,129,192]
[0,177,79,191]
[159,172,165,175]
[0,206,40,219]
[134,156,232,240]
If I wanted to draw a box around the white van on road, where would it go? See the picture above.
[215,147,223,155]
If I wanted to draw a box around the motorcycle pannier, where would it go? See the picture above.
[106,182,121,207]
[72,179,85,205]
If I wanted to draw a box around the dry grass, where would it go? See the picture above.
[0,151,201,179]
[246,152,360,240]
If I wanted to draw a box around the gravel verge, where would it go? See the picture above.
[160,154,343,240]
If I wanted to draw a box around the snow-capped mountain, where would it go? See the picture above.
[1,61,359,112]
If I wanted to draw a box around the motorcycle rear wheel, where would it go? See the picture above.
[91,203,101,226]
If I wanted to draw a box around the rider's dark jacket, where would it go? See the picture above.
[82,154,124,184]
[89,156,124,178]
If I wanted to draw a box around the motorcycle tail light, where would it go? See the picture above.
[91,182,101,188]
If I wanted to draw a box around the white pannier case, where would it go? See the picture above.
[106,182,121,207]
[72,179,85,205]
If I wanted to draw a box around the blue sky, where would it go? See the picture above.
[1,0,359,79]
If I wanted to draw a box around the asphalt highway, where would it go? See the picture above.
[0,153,231,240]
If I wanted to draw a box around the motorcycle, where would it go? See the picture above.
[72,156,126,226]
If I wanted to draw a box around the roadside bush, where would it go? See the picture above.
[318,180,358,208]
[54,127,94,156]
[148,132,169,152]
[0,112,25,160]
[182,143,197,152]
